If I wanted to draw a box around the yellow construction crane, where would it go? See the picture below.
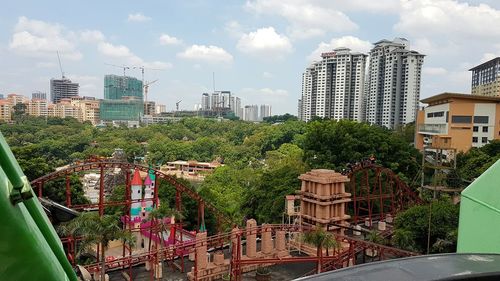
[143,79,158,104]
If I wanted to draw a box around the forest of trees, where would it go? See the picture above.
[1,116,499,253]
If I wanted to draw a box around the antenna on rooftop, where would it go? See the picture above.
[57,51,65,78]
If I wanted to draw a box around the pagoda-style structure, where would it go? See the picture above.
[297,169,351,234]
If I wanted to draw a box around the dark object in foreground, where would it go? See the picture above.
[295,253,500,281]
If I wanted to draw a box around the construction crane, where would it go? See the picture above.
[104,63,131,77]
[176,100,182,112]
[56,51,65,79]
[143,79,158,104]
[133,66,163,84]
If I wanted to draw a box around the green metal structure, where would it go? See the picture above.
[457,159,500,253]
[100,74,144,121]
[0,132,77,281]
[100,99,144,121]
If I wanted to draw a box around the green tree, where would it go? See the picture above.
[43,175,90,205]
[393,200,459,253]
[301,119,420,182]
[302,227,339,274]
[58,212,135,281]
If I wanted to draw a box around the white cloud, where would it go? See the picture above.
[35,62,56,68]
[98,42,172,69]
[177,45,233,63]
[423,67,448,75]
[80,30,105,43]
[395,0,500,40]
[127,13,151,22]
[224,20,244,37]
[98,42,135,58]
[66,74,99,83]
[9,16,82,60]
[240,87,289,97]
[237,27,292,59]
[480,53,499,63]
[263,72,273,78]
[245,0,357,39]
[159,34,182,45]
[308,36,372,61]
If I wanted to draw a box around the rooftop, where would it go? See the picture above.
[469,57,500,71]
[297,253,500,281]
[420,92,500,104]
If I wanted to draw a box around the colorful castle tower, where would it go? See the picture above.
[130,169,143,223]
[144,174,154,214]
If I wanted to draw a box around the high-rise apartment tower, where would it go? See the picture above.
[299,47,367,122]
[365,38,424,129]
[50,78,79,103]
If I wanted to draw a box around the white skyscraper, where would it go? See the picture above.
[230,96,243,118]
[201,93,210,110]
[299,47,367,122]
[244,105,259,121]
[365,38,424,129]
[260,104,272,120]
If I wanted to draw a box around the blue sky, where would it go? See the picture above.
[2,0,500,114]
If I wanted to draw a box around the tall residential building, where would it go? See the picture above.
[0,94,4,99]
[299,47,367,122]
[48,99,79,119]
[144,101,156,115]
[365,38,424,129]
[32,91,47,100]
[71,97,100,125]
[100,75,143,122]
[470,57,500,97]
[201,93,210,110]
[50,77,79,103]
[260,104,272,120]
[244,105,259,121]
[7,94,29,106]
[0,100,12,122]
[155,104,166,114]
[28,99,48,117]
[230,96,243,118]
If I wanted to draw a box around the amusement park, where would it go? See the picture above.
[3,120,500,281]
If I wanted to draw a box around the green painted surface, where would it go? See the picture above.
[457,159,500,253]
[0,132,77,280]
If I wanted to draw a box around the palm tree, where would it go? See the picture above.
[302,226,339,274]
[147,203,182,263]
[59,212,135,281]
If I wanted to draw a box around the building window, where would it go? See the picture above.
[472,137,478,143]
[483,126,489,132]
[473,126,478,132]
[452,115,472,123]
[474,116,489,123]
[482,137,488,143]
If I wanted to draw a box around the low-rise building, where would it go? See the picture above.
[415,93,500,153]
[0,100,12,123]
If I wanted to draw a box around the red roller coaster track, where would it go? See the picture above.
[346,163,423,225]
[31,161,423,280]
[31,161,233,228]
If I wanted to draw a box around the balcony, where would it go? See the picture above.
[418,123,447,135]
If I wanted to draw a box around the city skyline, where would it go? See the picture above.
[2,1,500,114]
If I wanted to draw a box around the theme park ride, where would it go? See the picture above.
[2,127,425,280]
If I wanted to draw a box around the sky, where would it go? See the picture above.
[2,0,500,114]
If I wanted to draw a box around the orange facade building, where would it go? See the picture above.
[415,93,500,153]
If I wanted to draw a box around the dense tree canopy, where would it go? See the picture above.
[6,116,491,237]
